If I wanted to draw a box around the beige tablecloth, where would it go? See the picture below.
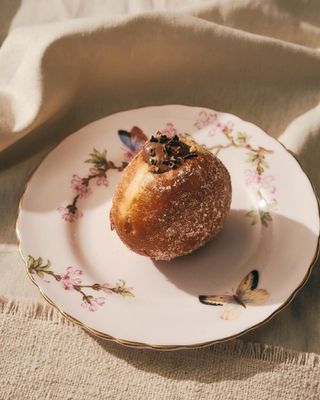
[1,1,320,398]
[1,297,320,400]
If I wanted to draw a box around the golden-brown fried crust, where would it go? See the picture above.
[110,143,232,261]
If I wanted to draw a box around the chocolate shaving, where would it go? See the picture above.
[142,132,198,174]
[159,135,168,144]
[183,152,198,159]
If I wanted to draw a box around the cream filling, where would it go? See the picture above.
[118,162,153,219]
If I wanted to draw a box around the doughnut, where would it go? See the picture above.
[110,131,232,260]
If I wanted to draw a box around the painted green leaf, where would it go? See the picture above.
[27,255,35,269]
[247,153,259,165]
[236,132,248,145]
[36,270,44,278]
[114,280,134,297]
[85,148,107,165]
[39,262,50,271]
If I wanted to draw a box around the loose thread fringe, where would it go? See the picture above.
[1,296,319,367]
[208,339,320,368]
[0,296,74,326]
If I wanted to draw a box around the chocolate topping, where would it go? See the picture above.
[142,131,198,173]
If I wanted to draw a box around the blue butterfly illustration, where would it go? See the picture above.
[118,126,148,159]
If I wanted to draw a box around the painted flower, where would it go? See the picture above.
[194,110,217,130]
[100,282,114,294]
[215,120,234,133]
[96,176,108,186]
[89,166,108,187]
[81,296,106,312]
[60,266,83,290]
[162,122,177,137]
[71,174,91,198]
[245,169,276,194]
[89,166,99,175]
[27,255,133,314]
[57,206,83,223]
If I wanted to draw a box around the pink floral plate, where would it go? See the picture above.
[17,105,320,349]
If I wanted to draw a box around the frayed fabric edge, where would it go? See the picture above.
[1,295,319,367]
[0,296,74,326]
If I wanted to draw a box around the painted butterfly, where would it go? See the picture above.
[118,126,148,160]
[199,270,269,320]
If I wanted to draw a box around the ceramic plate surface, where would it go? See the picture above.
[17,105,319,349]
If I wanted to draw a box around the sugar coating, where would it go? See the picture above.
[146,156,230,259]
[110,138,232,261]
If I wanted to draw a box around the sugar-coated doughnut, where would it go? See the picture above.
[110,132,232,260]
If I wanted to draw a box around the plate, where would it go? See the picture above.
[17,105,320,349]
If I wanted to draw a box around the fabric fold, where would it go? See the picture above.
[1,8,320,151]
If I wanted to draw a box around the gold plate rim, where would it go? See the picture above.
[15,105,320,351]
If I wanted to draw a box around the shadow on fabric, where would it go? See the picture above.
[0,0,21,46]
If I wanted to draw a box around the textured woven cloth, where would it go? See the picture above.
[1,1,320,398]
[1,297,320,400]
[1,0,320,354]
